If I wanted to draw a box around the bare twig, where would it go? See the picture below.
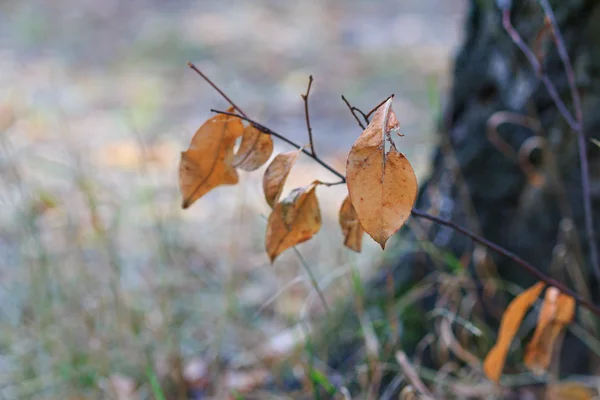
[411,209,600,318]
[211,109,346,185]
[187,62,247,118]
[501,7,600,280]
[501,12,578,130]
[341,95,366,130]
[301,75,316,156]
[190,62,600,318]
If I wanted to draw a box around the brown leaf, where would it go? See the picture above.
[265,181,321,262]
[547,382,596,400]
[233,124,274,171]
[339,195,364,252]
[524,287,575,375]
[346,98,417,249]
[262,148,302,208]
[483,282,545,383]
[179,108,244,209]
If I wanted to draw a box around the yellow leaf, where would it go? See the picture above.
[262,148,302,208]
[346,98,417,249]
[547,382,596,400]
[524,287,575,375]
[483,282,545,383]
[233,125,274,171]
[265,181,321,262]
[339,195,364,252]
[179,109,244,209]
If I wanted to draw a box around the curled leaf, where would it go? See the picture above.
[339,195,364,252]
[265,181,321,262]
[179,108,244,209]
[263,148,302,208]
[233,125,274,171]
[483,282,545,383]
[524,287,575,375]
[346,98,417,249]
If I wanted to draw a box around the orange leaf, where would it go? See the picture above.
[233,125,274,171]
[262,148,302,208]
[179,108,244,208]
[524,287,575,375]
[346,98,417,249]
[483,282,545,383]
[339,195,364,252]
[547,382,596,400]
[265,181,321,262]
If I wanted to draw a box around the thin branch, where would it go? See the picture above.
[211,109,346,184]
[301,75,316,156]
[502,7,600,280]
[341,95,366,130]
[190,62,600,318]
[411,209,600,318]
[501,11,578,130]
[538,0,599,282]
[187,62,248,118]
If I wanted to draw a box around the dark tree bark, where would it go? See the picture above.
[320,0,600,390]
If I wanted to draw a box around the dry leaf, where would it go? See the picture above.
[346,98,417,249]
[483,282,545,383]
[524,287,575,375]
[339,195,364,252]
[265,181,321,262]
[262,148,302,208]
[546,382,596,400]
[233,124,274,171]
[179,108,244,209]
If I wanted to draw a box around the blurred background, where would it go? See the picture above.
[0,0,465,398]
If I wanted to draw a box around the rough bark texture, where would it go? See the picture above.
[320,0,600,389]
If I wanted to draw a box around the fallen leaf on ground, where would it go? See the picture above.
[524,287,575,375]
[179,108,244,209]
[339,195,364,252]
[233,124,274,171]
[346,98,417,249]
[263,148,302,208]
[546,381,596,400]
[265,181,321,262]
[483,282,545,383]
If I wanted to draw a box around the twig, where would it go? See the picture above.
[187,62,247,118]
[341,95,366,130]
[501,12,578,130]
[538,0,599,281]
[190,62,600,318]
[211,109,346,184]
[411,209,600,318]
[501,7,600,280]
[301,75,316,156]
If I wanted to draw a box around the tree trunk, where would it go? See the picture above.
[321,0,600,388]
